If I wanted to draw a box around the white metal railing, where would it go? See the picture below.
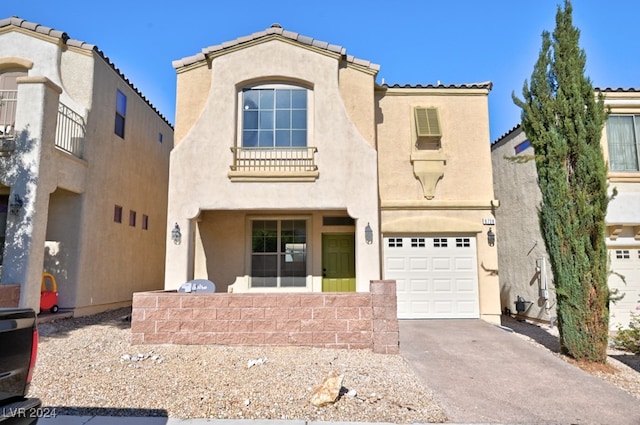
[230,146,318,172]
[0,90,17,139]
[56,103,85,158]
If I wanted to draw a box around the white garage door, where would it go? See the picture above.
[384,236,480,319]
[609,248,640,330]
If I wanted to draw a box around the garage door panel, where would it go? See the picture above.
[434,301,454,314]
[395,278,409,293]
[432,257,452,271]
[609,249,640,330]
[411,301,431,314]
[457,301,478,314]
[433,278,452,292]
[455,258,474,270]
[410,279,429,292]
[385,236,479,319]
[409,257,429,271]
[386,257,406,271]
[456,278,475,292]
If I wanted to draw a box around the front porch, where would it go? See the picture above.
[167,209,379,294]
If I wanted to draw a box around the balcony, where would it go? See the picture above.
[0,89,17,157]
[229,146,319,182]
[0,90,85,159]
[55,103,85,158]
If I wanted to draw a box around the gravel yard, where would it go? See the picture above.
[29,308,448,422]
[28,308,640,422]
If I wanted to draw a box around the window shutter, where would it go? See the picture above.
[414,107,441,138]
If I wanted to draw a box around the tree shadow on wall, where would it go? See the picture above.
[0,127,40,285]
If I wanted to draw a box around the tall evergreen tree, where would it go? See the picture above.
[513,0,610,362]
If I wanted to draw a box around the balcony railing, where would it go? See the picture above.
[0,90,17,139]
[0,91,86,159]
[56,103,85,158]
[0,90,17,157]
[230,146,318,172]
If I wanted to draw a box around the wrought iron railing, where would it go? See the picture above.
[230,146,318,172]
[56,103,85,158]
[0,90,17,139]
[0,90,17,157]
[0,91,86,159]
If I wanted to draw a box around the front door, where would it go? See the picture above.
[322,234,355,292]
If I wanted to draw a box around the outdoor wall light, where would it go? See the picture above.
[9,194,23,215]
[487,227,495,247]
[364,222,373,245]
[171,223,182,245]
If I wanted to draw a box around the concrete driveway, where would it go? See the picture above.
[399,319,640,425]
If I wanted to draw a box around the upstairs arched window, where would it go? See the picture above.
[241,84,308,148]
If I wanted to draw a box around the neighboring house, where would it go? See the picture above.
[0,17,173,315]
[491,88,640,330]
[165,25,501,323]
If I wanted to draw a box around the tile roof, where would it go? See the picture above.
[382,82,494,91]
[173,23,381,72]
[491,124,522,146]
[596,87,640,92]
[0,16,172,127]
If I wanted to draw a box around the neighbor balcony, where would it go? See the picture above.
[228,146,319,182]
[0,89,85,159]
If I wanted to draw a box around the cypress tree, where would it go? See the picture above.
[513,0,610,362]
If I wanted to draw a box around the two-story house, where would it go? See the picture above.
[491,88,640,330]
[0,17,173,315]
[165,25,501,323]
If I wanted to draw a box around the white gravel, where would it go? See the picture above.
[29,308,448,422]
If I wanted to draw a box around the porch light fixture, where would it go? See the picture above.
[487,227,495,247]
[9,194,23,215]
[364,222,373,245]
[171,223,181,245]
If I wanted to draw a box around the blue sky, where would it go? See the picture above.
[2,0,638,141]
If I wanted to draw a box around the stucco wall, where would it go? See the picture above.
[166,39,380,292]
[376,87,501,323]
[0,26,173,315]
[71,51,173,315]
[491,127,556,322]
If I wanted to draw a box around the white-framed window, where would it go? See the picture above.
[242,84,308,148]
[251,218,307,288]
[606,115,640,171]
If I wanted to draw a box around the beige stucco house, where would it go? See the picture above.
[0,17,173,315]
[166,25,501,324]
[491,88,640,330]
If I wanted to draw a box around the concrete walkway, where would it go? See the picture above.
[399,319,640,425]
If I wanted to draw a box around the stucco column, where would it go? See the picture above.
[355,218,381,292]
[478,226,502,324]
[1,76,61,311]
[164,217,195,290]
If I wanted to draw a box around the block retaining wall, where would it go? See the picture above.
[131,280,398,354]
[0,284,20,308]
